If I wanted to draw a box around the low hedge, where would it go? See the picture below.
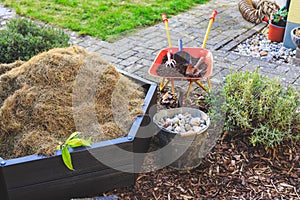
[0,18,70,63]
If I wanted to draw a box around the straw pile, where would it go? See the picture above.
[0,61,25,75]
[0,46,145,159]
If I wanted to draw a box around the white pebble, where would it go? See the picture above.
[185,124,192,131]
[172,117,179,124]
[179,119,185,126]
[165,118,172,125]
[190,117,201,126]
[177,114,183,119]
[200,124,207,129]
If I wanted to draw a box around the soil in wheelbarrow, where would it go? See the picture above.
[0,46,145,159]
[156,54,207,78]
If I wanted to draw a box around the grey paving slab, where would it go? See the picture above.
[225,52,241,61]
[294,77,300,87]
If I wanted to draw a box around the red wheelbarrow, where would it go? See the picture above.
[149,47,213,97]
[149,10,217,97]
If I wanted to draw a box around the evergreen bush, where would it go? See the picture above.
[0,18,70,63]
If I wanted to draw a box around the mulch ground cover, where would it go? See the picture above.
[104,87,300,199]
[105,132,299,199]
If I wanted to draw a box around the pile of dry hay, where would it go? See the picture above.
[0,46,145,159]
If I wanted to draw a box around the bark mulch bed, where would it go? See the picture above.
[103,87,300,199]
[106,135,299,199]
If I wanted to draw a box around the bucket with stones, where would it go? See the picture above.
[153,107,210,170]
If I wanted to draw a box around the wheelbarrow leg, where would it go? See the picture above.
[207,77,212,90]
[159,78,175,96]
[195,80,207,91]
[159,78,178,104]
[187,81,194,97]
[186,80,207,98]
[159,78,170,91]
[170,78,175,95]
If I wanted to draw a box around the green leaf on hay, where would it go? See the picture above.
[65,132,80,143]
[62,145,74,171]
[66,137,91,148]
[60,132,91,170]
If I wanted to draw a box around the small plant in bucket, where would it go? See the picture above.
[57,132,91,170]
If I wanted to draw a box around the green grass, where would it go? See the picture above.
[1,0,209,41]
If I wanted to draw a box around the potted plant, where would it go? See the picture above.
[268,7,288,42]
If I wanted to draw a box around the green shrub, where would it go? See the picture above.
[0,18,70,64]
[222,69,299,149]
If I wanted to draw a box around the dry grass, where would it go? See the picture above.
[0,46,145,159]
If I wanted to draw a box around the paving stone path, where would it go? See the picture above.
[1,0,299,89]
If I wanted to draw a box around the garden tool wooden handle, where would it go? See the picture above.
[178,39,183,51]
[194,57,205,69]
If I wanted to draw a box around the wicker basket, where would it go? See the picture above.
[238,0,279,24]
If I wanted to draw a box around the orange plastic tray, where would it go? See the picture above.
[149,47,213,81]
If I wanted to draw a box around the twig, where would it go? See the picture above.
[152,191,159,200]
[241,151,249,162]
[273,148,277,159]
[136,174,146,181]
[261,157,273,165]
[180,194,194,199]
[271,179,283,200]
[294,187,300,200]
[287,164,294,174]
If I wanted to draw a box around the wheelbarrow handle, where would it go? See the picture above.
[202,10,218,49]
[161,13,172,47]
[161,13,168,23]
[210,10,218,22]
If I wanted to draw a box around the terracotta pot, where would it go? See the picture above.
[268,23,286,42]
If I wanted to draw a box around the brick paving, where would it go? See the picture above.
[1,0,299,90]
